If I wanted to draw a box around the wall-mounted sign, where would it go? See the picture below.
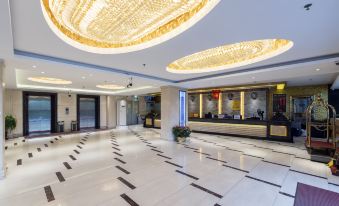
[179,91,186,127]
[273,94,287,112]
[232,100,240,111]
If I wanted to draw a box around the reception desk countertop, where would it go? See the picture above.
[188,118,268,125]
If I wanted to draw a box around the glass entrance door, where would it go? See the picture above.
[28,96,52,134]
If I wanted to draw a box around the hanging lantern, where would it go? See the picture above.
[211,90,221,100]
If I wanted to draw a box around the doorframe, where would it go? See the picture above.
[23,91,58,136]
[76,94,100,130]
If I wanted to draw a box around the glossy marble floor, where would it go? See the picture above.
[1,126,339,206]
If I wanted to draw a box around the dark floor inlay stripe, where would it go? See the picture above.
[44,186,55,202]
[215,204,222,206]
[77,145,82,149]
[113,151,123,156]
[112,143,119,147]
[329,182,339,187]
[112,146,121,151]
[175,170,199,180]
[116,165,130,174]
[272,150,294,156]
[206,156,227,163]
[191,183,223,198]
[146,144,157,148]
[14,143,17,146]
[56,172,65,182]
[279,191,295,198]
[245,175,281,187]
[69,155,77,161]
[151,148,163,153]
[5,146,8,150]
[114,157,126,164]
[28,153,33,158]
[17,159,22,165]
[289,169,326,179]
[22,139,26,142]
[164,160,183,168]
[222,164,249,173]
[262,160,290,167]
[193,150,211,156]
[120,193,139,206]
[63,162,72,170]
[184,146,198,150]
[242,154,264,159]
[157,154,172,159]
[73,150,80,154]
[225,147,243,153]
[44,144,48,147]
[54,138,58,141]
[37,148,42,152]
[50,141,54,144]
[79,142,84,145]
[117,177,135,189]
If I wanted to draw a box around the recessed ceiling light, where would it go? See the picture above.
[316,68,320,71]
[167,39,293,73]
[41,71,45,74]
[251,77,256,79]
[40,0,220,54]
[32,65,37,68]
[28,77,72,85]
[81,76,86,79]
[96,84,125,90]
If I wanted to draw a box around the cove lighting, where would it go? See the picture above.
[28,77,72,85]
[40,0,220,54]
[167,39,293,73]
[96,84,125,90]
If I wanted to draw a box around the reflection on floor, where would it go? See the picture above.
[1,125,339,206]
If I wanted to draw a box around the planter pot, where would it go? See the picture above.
[177,137,186,143]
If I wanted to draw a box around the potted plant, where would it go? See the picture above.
[5,115,17,139]
[172,126,191,143]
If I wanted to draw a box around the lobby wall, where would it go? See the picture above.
[4,89,112,137]
[269,85,329,119]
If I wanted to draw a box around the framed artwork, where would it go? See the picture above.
[273,94,287,112]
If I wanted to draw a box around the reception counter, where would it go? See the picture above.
[189,118,293,142]
[144,117,293,142]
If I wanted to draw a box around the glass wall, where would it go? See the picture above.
[79,98,96,129]
[28,96,51,133]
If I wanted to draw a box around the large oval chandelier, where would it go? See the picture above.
[40,0,220,54]
[28,77,72,85]
[167,39,293,73]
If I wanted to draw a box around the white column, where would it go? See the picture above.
[0,61,5,178]
[106,96,118,129]
[160,86,187,141]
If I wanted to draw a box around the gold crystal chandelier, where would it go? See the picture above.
[28,77,72,85]
[96,84,125,90]
[40,0,220,54]
[167,39,293,73]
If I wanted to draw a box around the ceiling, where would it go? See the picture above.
[1,0,339,95]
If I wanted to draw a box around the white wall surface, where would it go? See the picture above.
[4,89,113,135]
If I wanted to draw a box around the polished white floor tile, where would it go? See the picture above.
[248,161,290,186]
[1,125,338,206]
[217,177,280,206]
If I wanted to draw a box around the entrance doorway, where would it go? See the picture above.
[23,92,57,136]
[77,95,100,130]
